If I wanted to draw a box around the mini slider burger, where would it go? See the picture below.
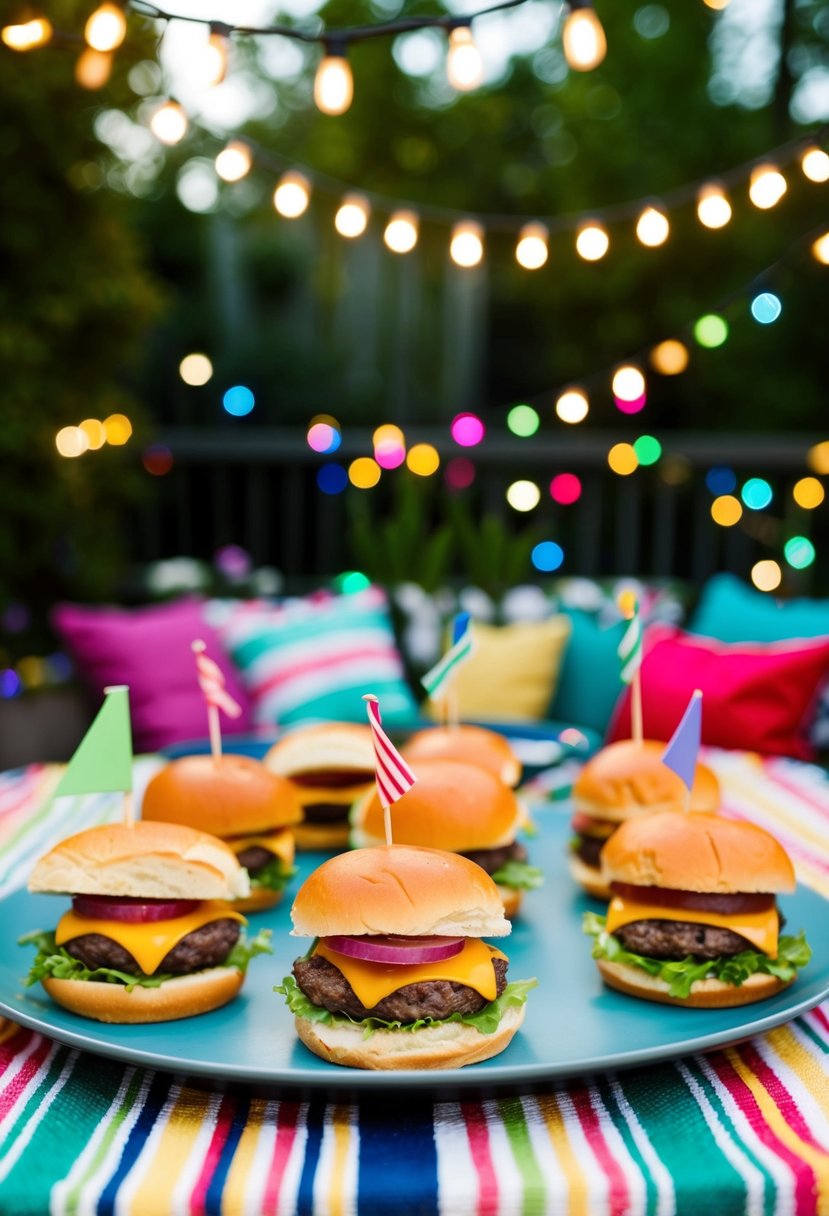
[22,821,271,1023]
[584,810,811,1007]
[401,724,522,788]
[351,760,540,917]
[570,739,721,900]
[141,753,303,912]
[276,844,536,1069]
[265,723,376,851]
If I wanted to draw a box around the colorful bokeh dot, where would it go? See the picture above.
[335,570,372,593]
[706,466,737,496]
[751,560,782,592]
[741,478,773,510]
[507,404,540,437]
[450,413,485,447]
[784,536,816,569]
[445,457,476,490]
[307,422,341,454]
[223,386,255,417]
[375,443,406,469]
[710,495,742,526]
[793,477,825,509]
[555,390,589,424]
[506,480,541,511]
[549,473,582,504]
[694,314,729,348]
[349,457,381,489]
[317,462,348,494]
[633,435,662,466]
[608,443,639,475]
[532,541,564,572]
[142,444,174,476]
[808,442,829,475]
[750,292,782,325]
[406,444,440,476]
[650,340,689,376]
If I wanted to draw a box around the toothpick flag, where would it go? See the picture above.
[192,639,241,760]
[363,693,417,845]
[53,685,133,799]
[617,599,642,685]
[662,689,703,793]
[421,612,475,701]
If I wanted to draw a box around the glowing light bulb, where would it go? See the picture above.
[808,442,829,475]
[812,232,829,265]
[449,220,484,268]
[407,444,440,476]
[650,340,688,375]
[80,419,106,450]
[562,1,607,71]
[635,206,669,247]
[84,3,126,52]
[710,495,742,527]
[314,44,353,115]
[75,48,112,89]
[150,101,188,145]
[335,193,370,238]
[273,171,310,218]
[506,480,541,512]
[612,365,645,401]
[575,221,609,261]
[608,443,638,476]
[446,24,483,91]
[349,457,381,489]
[215,141,252,183]
[179,353,213,386]
[56,427,89,458]
[200,28,230,87]
[801,146,829,183]
[2,16,52,50]
[751,560,781,593]
[515,222,549,270]
[696,183,732,229]
[749,164,787,209]
[384,211,419,254]
[104,414,132,445]
[555,389,589,424]
[793,477,825,509]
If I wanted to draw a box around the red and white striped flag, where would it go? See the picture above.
[191,640,242,719]
[363,694,416,844]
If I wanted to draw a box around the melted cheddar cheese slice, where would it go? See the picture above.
[55,901,246,976]
[605,894,779,958]
[313,938,507,1010]
[228,828,294,865]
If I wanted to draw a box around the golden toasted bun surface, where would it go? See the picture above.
[294,1004,525,1069]
[573,740,720,822]
[353,761,523,852]
[142,754,302,836]
[265,724,376,778]
[401,726,522,787]
[596,959,791,1008]
[41,967,244,1023]
[291,844,511,938]
[292,821,351,852]
[601,810,796,894]
[567,853,611,901]
[28,821,250,901]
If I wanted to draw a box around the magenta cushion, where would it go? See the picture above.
[52,598,253,752]
[607,623,829,760]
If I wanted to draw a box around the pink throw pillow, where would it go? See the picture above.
[52,598,253,753]
[607,623,829,759]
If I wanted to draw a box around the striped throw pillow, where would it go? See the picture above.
[216,588,419,728]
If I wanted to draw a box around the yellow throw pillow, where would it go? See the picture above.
[433,616,572,722]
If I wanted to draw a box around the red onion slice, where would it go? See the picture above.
[323,934,465,965]
[72,895,199,923]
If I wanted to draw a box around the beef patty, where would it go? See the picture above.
[615,918,768,960]
[64,918,241,975]
[293,954,508,1022]
[572,834,605,869]
[235,845,274,873]
[461,839,528,875]
[302,802,351,825]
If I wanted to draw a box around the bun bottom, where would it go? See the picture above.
[235,887,283,914]
[294,1004,526,1070]
[498,885,523,919]
[42,967,244,1024]
[568,854,611,901]
[596,959,793,1009]
[293,822,350,852]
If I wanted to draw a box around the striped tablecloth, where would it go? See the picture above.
[2,750,829,1215]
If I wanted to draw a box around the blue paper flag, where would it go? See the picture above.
[452,612,472,646]
[662,690,702,792]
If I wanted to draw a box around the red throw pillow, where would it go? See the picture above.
[607,624,829,759]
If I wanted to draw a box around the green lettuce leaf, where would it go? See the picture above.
[490,859,544,891]
[250,856,296,894]
[19,927,272,992]
[582,911,811,1000]
[274,974,537,1040]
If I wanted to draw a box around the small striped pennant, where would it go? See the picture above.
[363,694,416,821]
[192,639,242,718]
[421,613,475,700]
[616,602,642,685]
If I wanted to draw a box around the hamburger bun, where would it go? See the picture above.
[595,960,791,1009]
[291,844,511,939]
[265,723,376,780]
[28,821,250,902]
[573,739,720,824]
[141,754,303,837]
[568,853,615,901]
[401,725,522,787]
[41,966,245,1024]
[295,1003,526,1070]
[601,810,796,895]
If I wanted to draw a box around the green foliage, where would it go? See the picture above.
[447,498,546,598]
[347,475,455,591]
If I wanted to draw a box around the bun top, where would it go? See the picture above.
[601,810,796,894]
[141,754,303,836]
[28,821,250,901]
[573,739,720,822]
[265,723,376,780]
[291,844,511,938]
[401,725,521,787]
[353,760,523,851]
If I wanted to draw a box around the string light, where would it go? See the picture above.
[80,419,106,450]
[801,147,829,183]
[75,48,113,89]
[1,16,52,50]
[273,171,311,218]
[793,477,825,509]
[384,211,418,254]
[179,353,213,385]
[607,443,638,476]
[575,222,609,261]
[335,193,370,238]
[103,414,132,444]
[55,427,89,458]
[650,340,689,374]
[451,413,485,446]
[785,536,816,570]
[507,404,540,436]
[406,444,440,476]
[215,141,252,182]
[696,183,732,229]
[84,3,126,52]
[349,457,381,489]
[749,164,787,209]
[506,480,541,511]
[635,206,670,247]
[449,220,484,268]
[515,223,549,269]
[808,442,829,475]
[532,541,565,572]
[612,365,646,402]
[750,292,782,324]
[751,560,782,592]
[199,27,231,87]
[694,314,728,348]
[549,473,581,504]
[562,0,607,71]
[314,41,354,115]
[446,24,484,91]
[812,232,829,265]
[711,495,742,526]
[149,100,188,145]
[741,477,773,510]
[555,389,589,423]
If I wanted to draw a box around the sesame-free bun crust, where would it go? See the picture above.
[568,853,611,901]
[41,966,244,1023]
[291,845,511,939]
[596,959,792,1008]
[601,810,796,895]
[353,761,523,852]
[28,821,250,901]
[234,886,284,914]
[141,754,302,836]
[573,740,720,823]
[294,1003,525,1069]
[292,821,351,852]
[265,723,376,779]
[401,726,522,787]
[497,884,522,919]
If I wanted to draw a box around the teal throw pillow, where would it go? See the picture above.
[549,609,626,736]
[691,573,829,643]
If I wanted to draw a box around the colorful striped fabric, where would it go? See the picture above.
[3,750,829,1214]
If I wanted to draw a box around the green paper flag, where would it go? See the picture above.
[53,685,133,797]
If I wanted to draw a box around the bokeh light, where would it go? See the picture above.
[801,146,829,183]
[575,222,609,261]
[555,389,589,424]
[633,435,662,466]
[531,541,564,573]
[149,100,188,145]
[273,172,310,218]
[223,386,255,417]
[750,292,782,324]
[751,560,782,592]
[608,443,639,475]
[650,339,689,375]
[215,545,251,581]
[635,206,669,247]
[449,220,484,268]
[612,365,646,401]
[80,419,106,450]
[660,454,692,485]
[336,570,372,594]
[142,443,174,476]
[741,477,773,510]
[507,404,540,437]
[694,314,729,348]
[76,48,113,90]
[506,480,541,511]
[696,183,732,229]
[55,427,88,458]
[615,395,647,416]
[307,422,341,453]
[349,457,381,489]
[179,353,213,386]
[451,413,485,447]
[445,457,476,490]
[706,466,737,496]
[103,413,132,445]
[748,164,787,209]
[710,495,742,526]
[384,211,419,254]
[406,444,440,476]
[317,462,348,494]
[785,536,816,570]
[808,442,829,475]
[549,473,582,504]
[375,444,406,470]
[812,233,829,265]
[215,141,252,183]
[515,223,549,270]
[373,424,404,448]
[85,3,127,52]
[793,476,825,509]
[335,193,370,239]
[2,17,53,50]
